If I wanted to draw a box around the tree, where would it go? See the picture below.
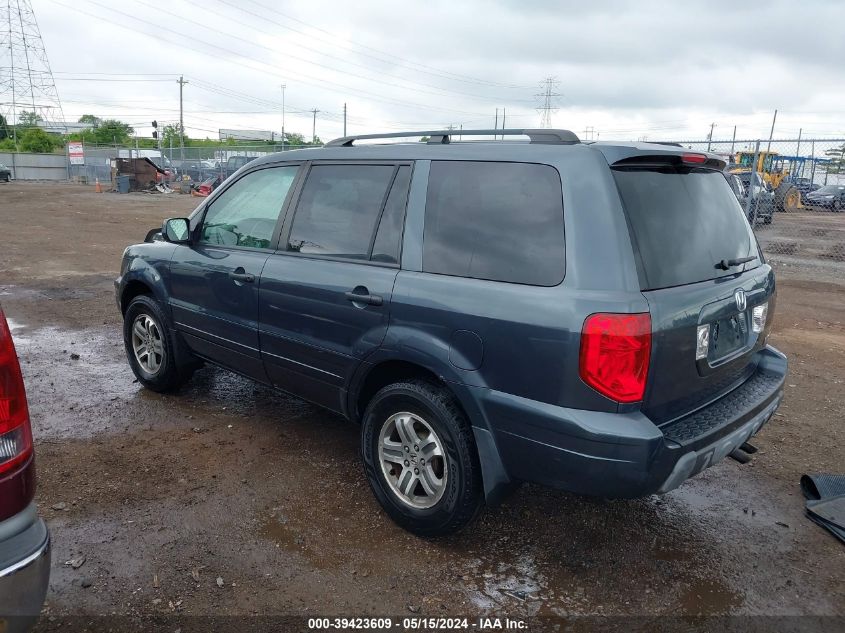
[0,114,8,140]
[17,110,41,128]
[824,143,845,174]
[77,114,102,128]
[90,119,134,145]
[18,127,56,153]
[161,124,181,147]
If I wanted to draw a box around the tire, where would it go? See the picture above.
[834,198,843,213]
[123,294,196,392]
[361,379,483,537]
[773,182,800,212]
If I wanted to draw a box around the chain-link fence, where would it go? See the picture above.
[667,137,845,272]
[67,143,318,184]
[41,135,845,273]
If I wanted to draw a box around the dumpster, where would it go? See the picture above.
[116,174,131,194]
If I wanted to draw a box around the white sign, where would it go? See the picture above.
[68,141,84,165]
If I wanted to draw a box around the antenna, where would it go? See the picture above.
[535,77,560,129]
[0,0,65,142]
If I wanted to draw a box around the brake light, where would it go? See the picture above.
[0,308,32,476]
[579,313,652,403]
[682,153,707,164]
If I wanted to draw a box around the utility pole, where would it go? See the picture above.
[343,102,347,137]
[494,108,498,135]
[501,108,505,139]
[177,75,188,162]
[764,109,777,160]
[311,108,319,144]
[796,127,802,158]
[707,122,716,151]
[730,125,737,156]
[281,84,286,144]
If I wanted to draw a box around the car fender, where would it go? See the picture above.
[348,327,513,503]
[118,243,178,317]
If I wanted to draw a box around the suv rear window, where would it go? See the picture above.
[612,166,759,290]
[423,161,565,286]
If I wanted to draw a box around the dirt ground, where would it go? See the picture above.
[1,183,843,628]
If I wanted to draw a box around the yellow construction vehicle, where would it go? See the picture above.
[727,151,801,210]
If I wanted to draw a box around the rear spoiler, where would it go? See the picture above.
[612,153,726,170]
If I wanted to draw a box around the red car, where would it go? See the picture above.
[0,307,50,631]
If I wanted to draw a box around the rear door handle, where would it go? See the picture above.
[345,291,383,306]
[229,270,255,283]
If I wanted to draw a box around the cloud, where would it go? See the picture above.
[28,0,845,142]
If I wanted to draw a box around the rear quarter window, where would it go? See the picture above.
[423,161,565,286]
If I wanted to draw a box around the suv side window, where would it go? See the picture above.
[287,164,399,261]
[371,165,411,264]
[200,166,298,249]
[423,161,565,286]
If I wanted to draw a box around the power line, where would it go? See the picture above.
[178,0,533,104]
[51,0,496,119]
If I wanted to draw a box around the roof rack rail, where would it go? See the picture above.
[324,128,580,147]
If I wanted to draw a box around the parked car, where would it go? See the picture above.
[115,129,787,536]
[725,171,774,224]
[179,160,221,183]
[0,163,11,182]
[791,177,821,204]
[0,307,50,630]
[805,184,845,211]
[223,155,256,179]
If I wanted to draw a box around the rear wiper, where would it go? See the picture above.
[715,256,756,271]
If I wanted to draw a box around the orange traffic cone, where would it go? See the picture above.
[94,178,102,193]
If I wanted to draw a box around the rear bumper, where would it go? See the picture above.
[0,503,51,630]
[476,345,787,498]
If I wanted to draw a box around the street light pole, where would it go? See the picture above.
[280,84,286,150]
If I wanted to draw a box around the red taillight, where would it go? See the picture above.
[579,313,652,403]
[682,153,707,164]
[0,308,32,476]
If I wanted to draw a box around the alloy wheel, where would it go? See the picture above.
[131,313,164,375]
[378,412,448,509]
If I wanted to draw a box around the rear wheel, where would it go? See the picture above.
[123,295,196,392]
[361,380,483,537]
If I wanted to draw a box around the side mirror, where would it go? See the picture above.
[162,217,191,244]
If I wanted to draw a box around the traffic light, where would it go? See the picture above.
[152,120,158,139]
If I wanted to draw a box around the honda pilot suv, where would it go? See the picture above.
[115,129,787,536]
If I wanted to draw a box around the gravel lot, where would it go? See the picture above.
[1,183,843,628]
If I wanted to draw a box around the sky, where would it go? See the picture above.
[22,0,845,144]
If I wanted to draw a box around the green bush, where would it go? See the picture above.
[19,127,57,153]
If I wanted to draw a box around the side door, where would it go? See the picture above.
[258,162,412,412]
[169,164,301,381]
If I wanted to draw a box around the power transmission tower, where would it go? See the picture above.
[535,77,560,129]
[0,0,65,142]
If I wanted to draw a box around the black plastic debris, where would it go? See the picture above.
[801,474,845,545]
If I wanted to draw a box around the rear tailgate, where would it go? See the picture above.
[611,155,776,424]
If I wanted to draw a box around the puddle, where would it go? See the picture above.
[258,513,345,571]
[678,578,743,614]
[462,551,547,615]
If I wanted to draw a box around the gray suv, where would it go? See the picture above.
[115,129,787,536]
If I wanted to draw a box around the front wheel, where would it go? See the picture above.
[361,380,483,537]
[834,198,843,213]
[123,295,196,392]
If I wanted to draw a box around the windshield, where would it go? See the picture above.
[815,185,845,194]
[613,166,759,290]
